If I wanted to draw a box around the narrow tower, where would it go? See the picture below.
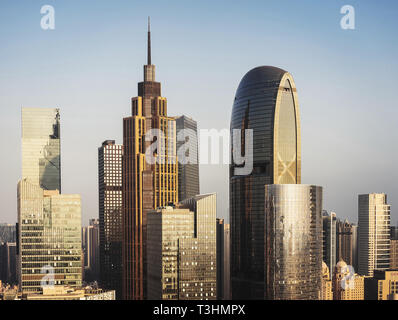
[122,19,178,300]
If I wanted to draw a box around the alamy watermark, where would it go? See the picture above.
[144,125,253,176]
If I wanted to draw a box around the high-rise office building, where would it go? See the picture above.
[333,259,364,300]
[230,66,301,299]
[365,270,398,300]
[17,180,82,293]
[358,193,390,276]
[390,240,398,269]
[336,219,355,269]
[0,242,16,285]
[216,219,231,300]
[122,20,178,300]
[175,115,199,201]
[323,211,337,278]
[391,226,398,240]
[264,184,323,300]
[352,224,358,272]
[21,108,61,191]
[0,224,16,244]
[82,219,100,282]
[147,194,217,300]
[98,140,123,298]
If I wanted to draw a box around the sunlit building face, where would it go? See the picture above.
[230,66,301,299]
[21,108,61,191]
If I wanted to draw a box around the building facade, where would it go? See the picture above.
[390,240,398,269]
[365,270,398,300]
[0,242,16,285]
[358,193,390,276]
[21,108,61,191]
[333,260,364,300]
[321,262,333,300]
[17,180,82,293]
[147,194,217,300]
[323,211,337,278]
[122,21,178,300]
[0,224,16,244]
[336,219,356,269]
[175,115,199,201]
[216,219,231,300]
[82,219,100,282]
[264,184,322,300]
[230,66,301,299]
[98,140,123,298]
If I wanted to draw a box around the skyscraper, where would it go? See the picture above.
[358,193,390,276]
[230,66,301,299]
[17,180,82,292]
[98,140,123,298]
[18,107,82,293]
[216,219,231,300]
[147,194,217,300]
[21,108,61,191]
[122,20,178,300]
[264,184,323,300]
[175,115,199,201]
[336,219,355,269]
[323,211,337,277]
[82,219,100,282]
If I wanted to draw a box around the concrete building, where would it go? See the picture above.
[358,193,390,276]
[364,270,398,300]
[98,140,123,298]
[391,240,398,269]
[216,219,231,300]
[23,286,115,300]
[147,194,217,300]
[122,19,178,300]
[321,262,333,300]
[333,260,364,300]
[264,185,323,300]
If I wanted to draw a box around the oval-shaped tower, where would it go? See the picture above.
[230,66,301,299]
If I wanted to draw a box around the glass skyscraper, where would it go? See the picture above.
[230,66,301,299]
[175,115,200,201]
[264,184,323,300]
[21,108,61,191]
[358,193,391,276]
[17,180,82,292]
[18,107,82,293]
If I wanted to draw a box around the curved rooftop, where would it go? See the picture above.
[236,66,287,92]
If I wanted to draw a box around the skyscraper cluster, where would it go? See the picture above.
[3,21,395,301]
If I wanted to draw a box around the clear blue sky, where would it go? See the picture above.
[0,0,397,225]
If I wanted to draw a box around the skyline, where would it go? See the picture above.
[1,0,398,225]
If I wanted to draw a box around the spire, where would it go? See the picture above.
[147,16,151,65]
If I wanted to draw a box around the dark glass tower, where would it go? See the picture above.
[230,66,301,299]
[99,140,123,299]
[175,115,200,201]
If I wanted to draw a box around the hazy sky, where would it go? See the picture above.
[0,0,397,226]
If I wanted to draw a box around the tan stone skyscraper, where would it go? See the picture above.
[122,19,178,300]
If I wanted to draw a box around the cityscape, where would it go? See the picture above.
[0,0,397,306]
